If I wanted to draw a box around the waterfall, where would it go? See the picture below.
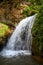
[0,15,36,58]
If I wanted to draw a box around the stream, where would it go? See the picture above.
[0,55,43,65]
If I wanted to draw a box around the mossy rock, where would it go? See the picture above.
[32,5,43,57]
[0,23,11,51]
[0,23,9,37]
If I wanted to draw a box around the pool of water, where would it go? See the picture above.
[0,55,43,65]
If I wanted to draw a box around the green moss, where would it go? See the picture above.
[0,23,9,37]
[32,5,43,55]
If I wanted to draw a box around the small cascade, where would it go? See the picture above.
[0,15,36,58]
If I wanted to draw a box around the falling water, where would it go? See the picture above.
[0,15,36,58]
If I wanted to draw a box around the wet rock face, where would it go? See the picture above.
[0,37,7,51]
[0,36,10,51]
[0,44,3,51]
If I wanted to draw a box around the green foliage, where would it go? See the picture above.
[22,0,41,17]
[26,0,43,5]
[22,5,38,17]
[32,5,43,55]
[22,6,31,17]
[35,0,43,5]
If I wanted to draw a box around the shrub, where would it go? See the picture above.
[22,5,38,17]
[32,5,43,56]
